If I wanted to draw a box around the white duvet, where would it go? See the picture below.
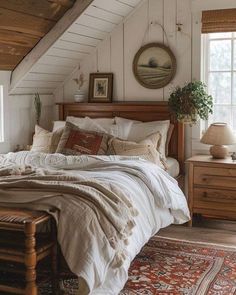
[0,152,190,294]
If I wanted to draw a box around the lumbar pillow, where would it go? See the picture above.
[31,125,63,153]
[56,121,110,155]
[108,132,166,169]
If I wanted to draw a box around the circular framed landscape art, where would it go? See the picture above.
[133,43,176,89]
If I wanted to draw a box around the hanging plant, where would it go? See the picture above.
[34,93,42,125]
[168,81,213,124]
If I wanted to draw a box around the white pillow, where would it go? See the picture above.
[128,120,170,160]
[53,121,66,132]
[115,117,141,125]
[115,117,143,140]
[67,116,114,130]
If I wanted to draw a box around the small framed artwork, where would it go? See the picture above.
[133,43,176,89]
[88,73,113,102]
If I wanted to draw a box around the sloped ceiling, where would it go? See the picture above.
[9,0,143,95]
[0,0,76,70]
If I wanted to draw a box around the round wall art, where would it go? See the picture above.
[133,43,176,89]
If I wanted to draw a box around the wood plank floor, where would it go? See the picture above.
[159,219,236,248]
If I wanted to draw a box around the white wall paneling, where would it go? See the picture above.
[10,0,143,95]
[63,0,192,103]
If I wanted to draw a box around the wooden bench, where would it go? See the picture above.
[0,207,57,294]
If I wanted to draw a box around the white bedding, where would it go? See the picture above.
[0,152,190,294]
[166,157,180,178]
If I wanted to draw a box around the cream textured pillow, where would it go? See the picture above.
[31,125,63,153]
[109,132,166,169]
[127,120,170,160]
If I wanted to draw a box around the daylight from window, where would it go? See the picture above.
[203,32,236,130]
[0,85,4,142]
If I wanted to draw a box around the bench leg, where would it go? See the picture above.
[52,242,58,294]
[24,222,37,295]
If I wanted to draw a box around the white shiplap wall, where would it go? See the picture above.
[10,0,143,95]
[63,0,192,102]
[0,70,55,153]
[62,0,192,157]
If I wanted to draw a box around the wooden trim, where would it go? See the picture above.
[10,0,94,93]
[56,102,185,173]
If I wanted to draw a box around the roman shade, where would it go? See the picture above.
[202,9,236,33]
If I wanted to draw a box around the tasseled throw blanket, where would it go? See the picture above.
[0,163,138,293]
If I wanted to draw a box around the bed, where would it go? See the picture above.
[57,102,185,187]
[0,101,190,295]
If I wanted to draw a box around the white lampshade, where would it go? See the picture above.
[201,123,236,146]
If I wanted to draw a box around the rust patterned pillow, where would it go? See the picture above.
[56,122,109,155]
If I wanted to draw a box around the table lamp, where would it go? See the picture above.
[200,123,236,159]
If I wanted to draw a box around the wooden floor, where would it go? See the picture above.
[159,219,236,248]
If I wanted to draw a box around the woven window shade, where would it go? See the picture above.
[202,9,236,33]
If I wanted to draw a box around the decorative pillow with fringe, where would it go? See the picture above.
[108,132,166,169]
[56,121,110,156]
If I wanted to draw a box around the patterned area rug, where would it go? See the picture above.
[40,235,236,294]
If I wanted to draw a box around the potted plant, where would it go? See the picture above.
[168,81,213,124]
[34,93,42,125]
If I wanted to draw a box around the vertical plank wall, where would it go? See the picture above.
[63,0,192,102]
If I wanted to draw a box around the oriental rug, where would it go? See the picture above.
[40,235,236,295]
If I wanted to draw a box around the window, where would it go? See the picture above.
[202,32,236,130]
[0,85,3,142]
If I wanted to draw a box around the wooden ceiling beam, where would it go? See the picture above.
[0,0,75,22]
[10,0,94,93]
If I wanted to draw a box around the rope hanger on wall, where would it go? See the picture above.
[141,21,170,47]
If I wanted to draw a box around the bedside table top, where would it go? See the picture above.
[186,155,236,166]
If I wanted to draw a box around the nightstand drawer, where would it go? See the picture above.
[194,166,236,189]
[193,187,236,211]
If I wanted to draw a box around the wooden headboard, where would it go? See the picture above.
[56,102,184,173]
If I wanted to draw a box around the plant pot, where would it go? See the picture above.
[180,113,199,124]
[74,90,85,102]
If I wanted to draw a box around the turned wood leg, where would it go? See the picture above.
[52,243,58,294]
[24,222,37,295]
[51,221,58,295]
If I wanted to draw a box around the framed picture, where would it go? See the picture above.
[133,43,176,89]
[88,73,113,102]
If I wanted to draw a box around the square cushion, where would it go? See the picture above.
[56,122,110,155]
[127,120,170,160]
[31,125,63,153]
[108,132,166,169]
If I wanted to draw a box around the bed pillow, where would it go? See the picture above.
[165,123,174,156]
[114,117,140,139]
[67,116,114,130]
[52,121,66,132]
[31,125,63,153]
[108,132,165,168]
[127,120,170,160]
[56,122,110,155]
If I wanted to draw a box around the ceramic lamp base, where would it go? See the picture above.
[210,145,229,159]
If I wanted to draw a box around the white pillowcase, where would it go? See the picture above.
[129,121,170,160]
[53,116,115,133]
[115,117,170,160]
[53,121,66,132]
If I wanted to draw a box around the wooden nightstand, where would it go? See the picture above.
[187,155,236,226]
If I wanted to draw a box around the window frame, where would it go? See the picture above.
[202,32,236,131]
[0,71,10,153]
